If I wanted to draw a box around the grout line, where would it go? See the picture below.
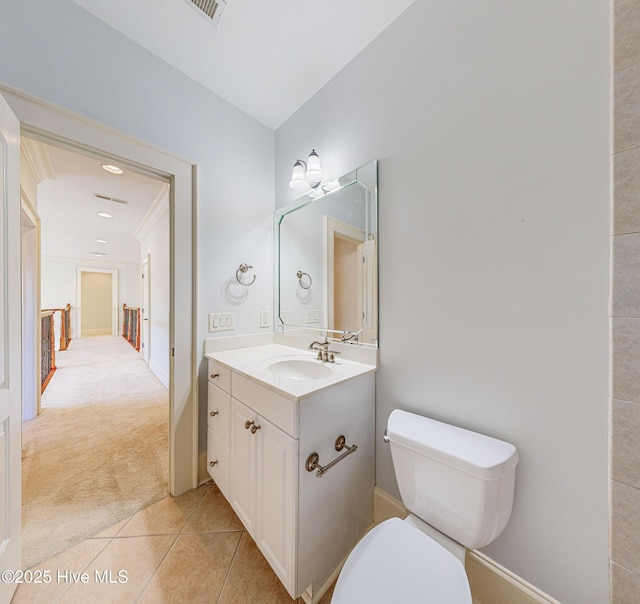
[133,534,180,603]
[216,530,245,604]
[613,57,640,75]
[50,536,114,604]
[178,483,213,535]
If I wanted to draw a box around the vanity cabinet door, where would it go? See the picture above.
[229,398,257,538]
[256,418,298,596]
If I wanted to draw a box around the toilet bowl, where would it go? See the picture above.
[332,409,518,604]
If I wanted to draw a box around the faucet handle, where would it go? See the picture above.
[328,351,341,363]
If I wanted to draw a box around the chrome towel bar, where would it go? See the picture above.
[305,435,358,478]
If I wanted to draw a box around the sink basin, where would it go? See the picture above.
[268,359,332,380]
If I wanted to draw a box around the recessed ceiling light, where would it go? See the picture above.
[96,239,107,244]
[102,164,123,174]
[97,212,113,218]
[91,252,107,257]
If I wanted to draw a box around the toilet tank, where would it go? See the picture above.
[387,409,518,550]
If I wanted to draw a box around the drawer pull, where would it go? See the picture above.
[250,424,261,434]
[210,410,219,417]
[209,460,218,467]
[210,373,220,379]
[244,420,255,430]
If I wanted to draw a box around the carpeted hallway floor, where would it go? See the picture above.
[21,336,169,570]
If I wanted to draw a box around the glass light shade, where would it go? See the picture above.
[305,150,323,183]
[289,160,308,190]
[323,180,341,192]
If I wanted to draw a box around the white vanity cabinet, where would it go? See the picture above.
[206,361,232,499]
[205,351,375,602]
[230,397,297,590]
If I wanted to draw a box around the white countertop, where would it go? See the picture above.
[205,343,377,400]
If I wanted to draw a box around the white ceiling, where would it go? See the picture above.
[34,141,167,264]
[71,0,415,129]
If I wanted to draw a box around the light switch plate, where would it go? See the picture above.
[260,311,271,328]
[305,309,320,324]
[208,312,235,332]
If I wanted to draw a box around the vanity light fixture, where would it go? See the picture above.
[102,164,124,174]
[97,212,113,218]
[96,239,107,244]
[289,150,341,197]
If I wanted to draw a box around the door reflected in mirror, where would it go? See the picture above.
[275,160,377,346]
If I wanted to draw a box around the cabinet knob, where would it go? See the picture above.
[210,410,219,417]
[209,460,218,467]
[210,373,220,379]
[250,424,261,434]
[244,420,255,430]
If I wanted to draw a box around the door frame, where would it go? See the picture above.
[3,83,198,496]
[75,267,118,338]
[323,216,365,331]
[141,254,150,364]
[21,191,41,421]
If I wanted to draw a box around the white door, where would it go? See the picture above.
[0,93,22,601]
[141,255,150,363]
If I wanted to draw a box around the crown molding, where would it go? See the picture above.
[134,183,170,242]
[21,137,55,184]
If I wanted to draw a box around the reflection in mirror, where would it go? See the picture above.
[275,160,378,346]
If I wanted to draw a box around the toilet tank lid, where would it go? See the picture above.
[387,410,519,480]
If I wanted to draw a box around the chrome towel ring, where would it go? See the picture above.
[297,270,312,289]
[236,263,256,286]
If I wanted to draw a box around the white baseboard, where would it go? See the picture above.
[372,488,558,604]
[149,358,169,388]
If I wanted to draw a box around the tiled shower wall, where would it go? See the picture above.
[612,0,640,600]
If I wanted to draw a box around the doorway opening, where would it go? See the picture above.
[77,268,118,337]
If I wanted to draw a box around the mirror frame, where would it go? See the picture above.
[274,159,378,346]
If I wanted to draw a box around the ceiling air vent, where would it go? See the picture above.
[93,193,129,206]
[185,0,230,26]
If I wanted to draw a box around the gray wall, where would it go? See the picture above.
[275,2,610,602]
[611,0,640,599]
[0,0,275,451]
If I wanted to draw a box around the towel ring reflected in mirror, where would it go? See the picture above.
[236,263,256,286]
[297,271,312,290]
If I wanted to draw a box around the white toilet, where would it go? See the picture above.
[332,409,519,603]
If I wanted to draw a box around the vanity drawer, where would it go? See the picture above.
[208,359,231,393]
[207,427,230,499]
[232,373,297,438]
[208,382,231,447]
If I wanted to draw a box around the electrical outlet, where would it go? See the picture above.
[305,309,320,324]
[208,312,235,332]
[260,310,271,328]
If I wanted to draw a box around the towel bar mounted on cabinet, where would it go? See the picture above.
[305,435,358,478]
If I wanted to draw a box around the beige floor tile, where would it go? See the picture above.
[12,538,109,604]
[317,580,336,604]
[92,517,128,539]
[138,531,242,603]
[118,483,211,537]
[56,535,176,604]
[183,484,244,533]
[218,532,296,604]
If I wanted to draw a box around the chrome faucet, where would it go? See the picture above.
[308,338,341,363]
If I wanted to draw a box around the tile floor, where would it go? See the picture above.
[12,482,335,604]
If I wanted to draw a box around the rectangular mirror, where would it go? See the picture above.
[275,160,378,346]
